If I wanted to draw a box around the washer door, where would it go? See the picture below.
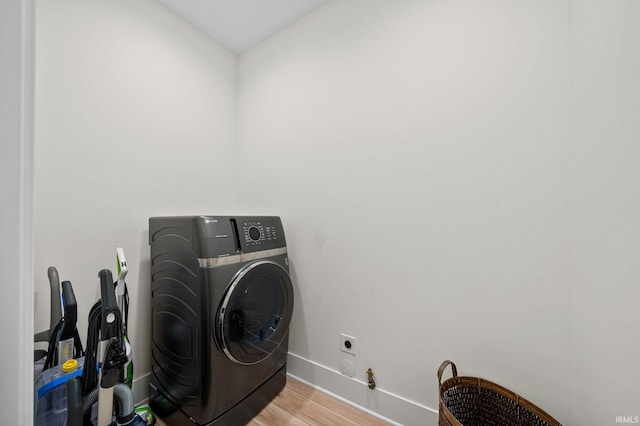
[217,260,293,365]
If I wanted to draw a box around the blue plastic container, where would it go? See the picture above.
[34,357,85,426]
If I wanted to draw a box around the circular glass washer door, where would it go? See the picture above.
[217,260,293,365]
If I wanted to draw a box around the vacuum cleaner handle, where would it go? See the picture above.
[98,269,120,426]
[99,269,119,340]
[48,266,62,334]
[116,247,128,328]
[60,281,77,341]
[116,247,128,297]
[33,267,62,353]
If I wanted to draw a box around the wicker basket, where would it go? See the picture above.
[438,360,562,426]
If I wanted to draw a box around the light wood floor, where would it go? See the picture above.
[156,377,390,426]
[249,377,389,426]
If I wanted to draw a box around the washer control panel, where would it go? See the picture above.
[242,220,279,247]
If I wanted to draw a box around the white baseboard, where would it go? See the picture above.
[132,354,439,426]
[287,353,438,426]
[132,373,151,406]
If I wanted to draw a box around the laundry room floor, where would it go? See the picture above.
[155,376,391,426]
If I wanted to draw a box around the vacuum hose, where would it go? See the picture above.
[113,383,136,425]
[66,379,99,426]
[67,380,136,426]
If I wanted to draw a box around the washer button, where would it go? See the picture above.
[248,226,261,241]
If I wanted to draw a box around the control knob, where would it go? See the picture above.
[248,226,261,241]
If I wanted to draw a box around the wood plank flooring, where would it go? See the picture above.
[156,377,390,426]
[250,378,389,426]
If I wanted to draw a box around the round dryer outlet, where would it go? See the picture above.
[340,333,356,356]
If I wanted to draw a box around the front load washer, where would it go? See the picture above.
[148,216,294,426]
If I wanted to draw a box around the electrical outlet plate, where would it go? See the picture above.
[340,333,356,355]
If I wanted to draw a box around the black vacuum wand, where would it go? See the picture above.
[58,280,78,363]
[97,269,127,425]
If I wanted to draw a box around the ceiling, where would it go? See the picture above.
[155,0,330,54]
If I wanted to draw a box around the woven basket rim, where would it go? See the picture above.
[439,375,562,426]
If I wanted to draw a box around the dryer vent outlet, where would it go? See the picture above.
[340,334,356,356]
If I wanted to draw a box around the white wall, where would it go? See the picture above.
[34,0,237,393]
[570,0,640,424]
[33,0,640,425]
[0,0,34,423]
[238,1,640,424]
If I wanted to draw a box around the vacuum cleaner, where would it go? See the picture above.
[116,247,134,387]
[34,269,85,426]
[70,266,145,426]
[34,249,150,426]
